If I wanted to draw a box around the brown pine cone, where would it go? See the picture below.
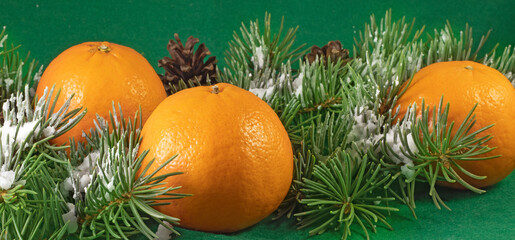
[158,33,218,94]
[304,40,351,65]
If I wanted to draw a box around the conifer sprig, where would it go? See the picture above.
[0,27,42,101]
[295,153,397,240]
[220,12,307,90]
[274,150,317,220]
[482,45,515,83]
[0,85,86,239]
[63,105,189,239]
[381,99,497,210]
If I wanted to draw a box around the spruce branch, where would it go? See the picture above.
[0,84,86,239]
[482,45,515,84]
[62,104,189,239]
[308,112,352,163]
[295,152,396,240]
[220,12,307,90]
[274,149,317,220]
[0,27,42,103]
[229,9,515,240]
[353,9,425,59]
[423,21,495,64]
[348,10,512,212]
[293,59,348,111]
[381,98,497,210]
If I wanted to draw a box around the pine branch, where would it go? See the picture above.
[293,59,348,110]
[274,149,317,220]
[62,105,189,239]
[424,21,494,64]
[0,85,86,239]
[0,27,42,102]
[482,45,515,84]
[295,152,397,240]
[219,12,307,90]
[353,9,425,59]
[381,98,496,210]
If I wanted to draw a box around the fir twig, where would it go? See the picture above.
[62,104,189,239]
[0,27,42,103]
[0,84,86,239]
[295,152,396,240]
[220,12,307,90]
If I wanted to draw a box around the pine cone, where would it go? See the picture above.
[304,40,351,65]
[158,33,218,94]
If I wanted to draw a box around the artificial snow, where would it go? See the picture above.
[0,120,38,159]
[62,150,101,198]
[0,33,7,48]
[62,203,78,233]
[383,107,418,178]
[278,73,287,87]
[43,126,56,137]
[346,107,383,158]
[292,73,304,97]
[106,176,115,191]
[62,177,74,192]
[251,46,265,69]
[155,222,173,240]
[401,162,415,179]
[15,121,37,145]
[3,78,13,90]
[249,76,277,99]
[249,86,275,99]
[0,165,16,190]
[78,151,100,191]
[78,174,91,192]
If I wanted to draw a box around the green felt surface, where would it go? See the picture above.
[1,0,515,239]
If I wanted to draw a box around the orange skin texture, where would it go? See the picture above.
[395,61,515,189]
[36,42,167,145]
[137,83,293,233]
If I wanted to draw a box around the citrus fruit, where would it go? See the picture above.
[137,83,293,233]
[395,61,515,189]
[36,41,167,145]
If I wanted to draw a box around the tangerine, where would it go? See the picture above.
[36,41,167,145]
[395,61,515,189]
[137,83,293,233]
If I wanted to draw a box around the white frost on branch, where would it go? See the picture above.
[0,33,7,48]
[249,86,275,99]
[3,78,13,90]
[62,203,78,233]
[0,165,16,190]
[251,46,265,69]
[42,126,56,137]
[346,106,383,158]
[383,105,418,178]
[504,72,514,87]
[62,151,100,198]
[0,120,38,159]
[249,77,275,99]
[155,221,173,240]
[292,72,304,97]
[401,162,415,179]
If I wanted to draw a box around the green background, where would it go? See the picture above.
[1,0,514,239]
